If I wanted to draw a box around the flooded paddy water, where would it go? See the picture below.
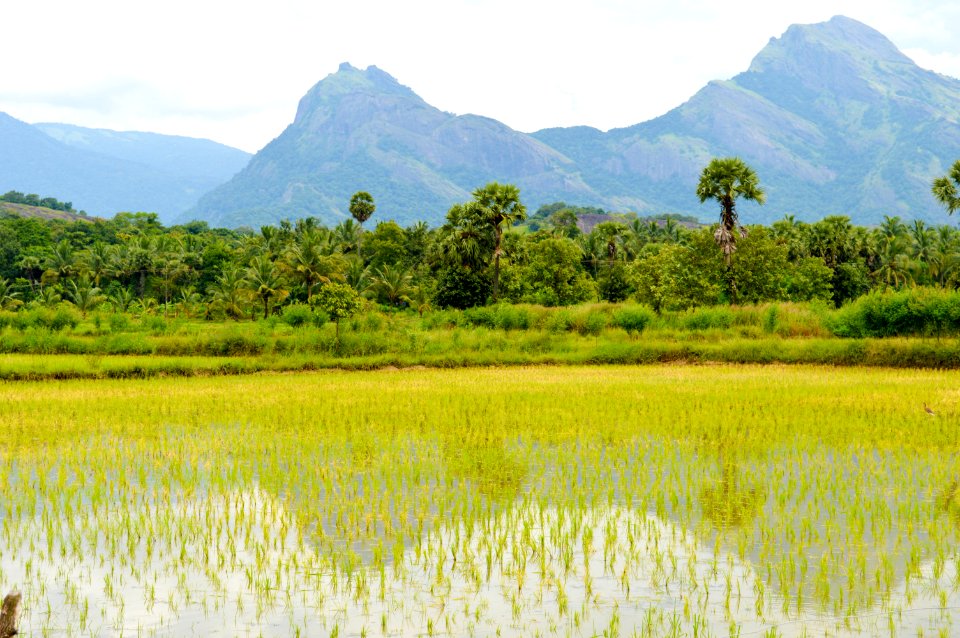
[1,365,958,636]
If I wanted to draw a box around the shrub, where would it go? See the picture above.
[463,306,497,329]
[682,307,735,331]
[545,310,574,333]
[612,306,655,336]
[827,288,960,338]
[281,304,313,328]
[49,306,81,331]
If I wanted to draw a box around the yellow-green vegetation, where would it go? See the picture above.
[1,365,959,636]
[5,297,960,381]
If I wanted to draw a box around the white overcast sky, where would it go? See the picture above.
[2,0,959,153]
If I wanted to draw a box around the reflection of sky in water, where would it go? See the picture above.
[3,488,959,637]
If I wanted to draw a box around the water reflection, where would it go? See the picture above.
[3,488,960,637]
[700,459,764,530]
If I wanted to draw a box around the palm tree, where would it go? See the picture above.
[282,231,346,302]
[333,219,363,257]
[175,286,203,318]
[661,217,682,244]
[932,159,960,214]
[37,286,61,308]
[879,215,908,242]
[16,254,43,294]
[45,239,76,282]
[343,256,372,296]
[244,256,288,319]
[369,264,415,307]
[0,278,22,311]
[117,235,156,299]
[64,277,105,317]
[208,265,246,319]
[82,241,115,287]
[108,287,136,314]
[591,221,628,265]
[909,220,936,285]
[696,157,765,262]
[470,182,526,302]
[434,206,490,273]
[873,238,914,289]
[349,191,376,261]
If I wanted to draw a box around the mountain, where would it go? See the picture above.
[0,116,251,223]
[184,17,960,228]
[187,63,594,228]
[35,123,251,187]
[534,16,960,225]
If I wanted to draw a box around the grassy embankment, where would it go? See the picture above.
[3,294,960,379]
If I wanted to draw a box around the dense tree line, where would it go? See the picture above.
[1,171,960,319]
[1,190,79,214]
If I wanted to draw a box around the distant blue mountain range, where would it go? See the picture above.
[0,116,250,223]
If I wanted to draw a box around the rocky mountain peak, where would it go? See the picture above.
[293,63,420,126]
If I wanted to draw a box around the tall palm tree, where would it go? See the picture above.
[349,191,376,261]
[244,256,288,319]
[434,204,491,273]
[696,157,765,262]
[470,182,526,302]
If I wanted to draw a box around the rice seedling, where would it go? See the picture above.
[0,365,958,635]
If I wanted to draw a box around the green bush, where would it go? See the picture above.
[494,305,531,331]
[682,307,735,331]
[462,306,497,329]
[545,310,574,333]
[108,313,130,333]
[827,288,960,338]
[762,305,779,334]
[573,309,608,336]
[281,304,313,328]
[48,306,81,331]
[612,306,655,335]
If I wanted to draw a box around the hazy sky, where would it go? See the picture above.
[3,0,959,153]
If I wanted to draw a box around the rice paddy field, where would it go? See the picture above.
[2,364,959,637]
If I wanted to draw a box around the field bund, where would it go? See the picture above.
[2,365,959,636]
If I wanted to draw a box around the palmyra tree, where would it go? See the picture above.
[696,157,765,263]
